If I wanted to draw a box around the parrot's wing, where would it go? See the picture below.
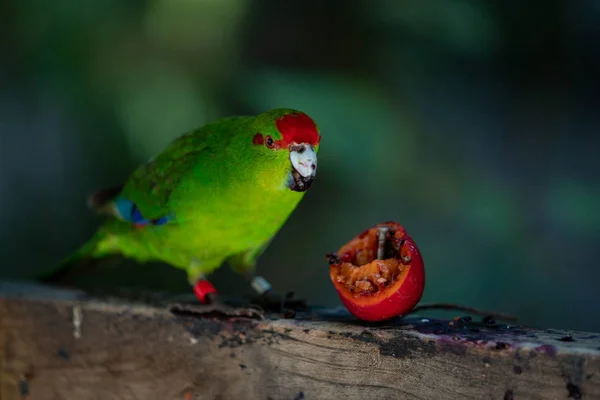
[92,129,213,225]
[124,130,213,222]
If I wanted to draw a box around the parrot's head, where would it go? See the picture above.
[251,109,321,193]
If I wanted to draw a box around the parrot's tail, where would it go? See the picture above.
[37,232,109,285]
[39,185,127,287]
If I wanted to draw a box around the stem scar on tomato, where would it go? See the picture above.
[326,221,425,322]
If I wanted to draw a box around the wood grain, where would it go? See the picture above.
[0,282,599,400]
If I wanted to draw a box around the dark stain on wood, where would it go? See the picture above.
[346,328,437,359]
[355,330,376,343]
[56,347,70,361]
[560,335,576,342]
[180,316,226,339]
[495,342,509,350]
[513,365,523,374]
[380,334,437,359]
[566,382,582,399]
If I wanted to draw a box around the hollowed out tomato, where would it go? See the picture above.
[327,221,425,322]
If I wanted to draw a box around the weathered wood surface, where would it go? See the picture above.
[0,282,599,400]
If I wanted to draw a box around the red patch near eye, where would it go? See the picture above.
[275,113,321,147]
[252,133,264,145]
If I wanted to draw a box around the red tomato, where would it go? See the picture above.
[327,221,425,322]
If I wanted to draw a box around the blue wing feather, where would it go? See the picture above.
[112,197,172,226]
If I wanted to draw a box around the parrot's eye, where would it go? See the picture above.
[265,135,275,149]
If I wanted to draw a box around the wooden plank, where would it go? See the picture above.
[0,282,599,400]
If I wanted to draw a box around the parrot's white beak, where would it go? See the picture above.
[288,144,317,192]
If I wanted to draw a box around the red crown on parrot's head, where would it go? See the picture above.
[275,112,321,147]
[253,112,321,149]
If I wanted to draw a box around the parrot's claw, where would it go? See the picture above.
[169,301,265,320]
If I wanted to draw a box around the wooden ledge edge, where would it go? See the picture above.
[1,281,599,400]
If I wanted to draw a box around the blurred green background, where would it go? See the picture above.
[1,0,599,331]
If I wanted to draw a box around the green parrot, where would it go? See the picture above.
[41,108,321,316]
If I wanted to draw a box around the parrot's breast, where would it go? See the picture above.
[159,182,305,269]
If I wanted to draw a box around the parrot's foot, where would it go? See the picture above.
[244,276,308,315]
[249,290,309,314]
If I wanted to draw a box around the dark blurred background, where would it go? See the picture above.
[1,0,599,331]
